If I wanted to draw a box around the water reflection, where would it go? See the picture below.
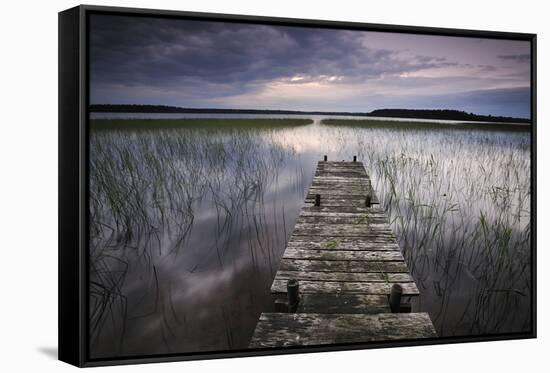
[89,116,531,358]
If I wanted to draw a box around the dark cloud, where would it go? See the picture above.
[89,14,530,117]
[498,54,531,63]
[90,15,456,95]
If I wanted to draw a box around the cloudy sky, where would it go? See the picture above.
[89,14,531,118]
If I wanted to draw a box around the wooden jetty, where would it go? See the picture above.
[249,157,436,348]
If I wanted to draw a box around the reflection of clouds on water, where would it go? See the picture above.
[89,119,531,357]
[317,124,531,336]
[268,120,344,154]
[172,257,248,313]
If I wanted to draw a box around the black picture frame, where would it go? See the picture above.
[59,4,537,367]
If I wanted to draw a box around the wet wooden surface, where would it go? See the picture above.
[249,160,435,348]
[249,313,437,347]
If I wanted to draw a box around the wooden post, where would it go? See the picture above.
[389,283,403,313]
[365,194,372,207]
[287,279,300,312]
[323,155,327,161]
[353,155,357,162]
[314,194,321,206]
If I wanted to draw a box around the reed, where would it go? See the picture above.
[88,117,531,356]
[320,120,531,335]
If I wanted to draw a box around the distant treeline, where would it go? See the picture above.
[368,109,530,124]
[90,104,530,123]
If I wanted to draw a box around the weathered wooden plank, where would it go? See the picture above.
[290,234,397,242]
[316,168,366,172]
[288,233,396,242]
[304,198,379,206]
[292,230,394,239]
[272,294,391,314]
[298,211,388,219]
[309,185,374,192]
[306,194,377,202]
[316,168,367,174]
[315,173,367,178]
[311,180,371,185]
[312,175,369,179]
[294,221,391,228]
[299,208,386,217]
[283,248,404,261]
[307,190,370,196]
[279,259,409,273]
[285,241,400,251]
[309,185,370,190]
[310,181,371,185]
[249,313,436,348]
[275,270,414,283]
[308,184,375,190]
[317,162,366,167]
[313,174,369,179]
[309,184,371,190]
[291,233,394,240]
[271,279,419,295]
[315,164,368,167]
[318,161,366,166]
[317,164,364,167]
[305,194,377,199]
[311,178,370,182]
[301,206,382,215]
[304,199,380,207]
[317,163,366,169]
[318,161,365,165]
[287,240,400,250]
[298,211,387,218]
[306,198,380,206]
[294,223,394,234]
[295,217,388,227]
[313,176,371,182]
[316,167,367,172]
[315,171,367,175]
[305,195,380,204]
[293,223,394,237]
[306,192,375,199]
[316,172,368,178]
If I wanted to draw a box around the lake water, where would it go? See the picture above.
[88,113,532,358]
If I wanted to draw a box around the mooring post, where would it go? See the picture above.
[314,194,321,206]
[353,155,357,162]
[389,283,403,313]
[323,155,327,161]
[287,279,300,313]
[365,194,372,207]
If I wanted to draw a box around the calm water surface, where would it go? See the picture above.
[89,114,531,358]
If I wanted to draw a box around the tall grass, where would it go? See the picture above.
[89,117,531,356]
[321,120,531,335]
[88,121,313,357]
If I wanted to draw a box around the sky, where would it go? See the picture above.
[89,14,531,118]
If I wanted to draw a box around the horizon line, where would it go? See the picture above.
[89,104,531,120]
